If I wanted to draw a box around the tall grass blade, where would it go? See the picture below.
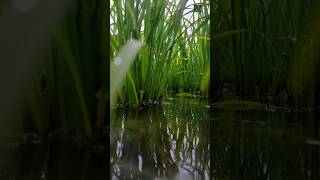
[110,40,144,104]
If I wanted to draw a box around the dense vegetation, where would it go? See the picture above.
[111,0,320,110]
[111,0,210,105]
[2,0,320,142]
[0,0,107,139]
[210,0,320,109]
[45,1,107,138]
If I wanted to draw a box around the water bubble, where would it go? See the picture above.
[13,0,38,12]
[114,57,122,66]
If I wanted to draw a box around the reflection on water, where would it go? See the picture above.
[110,98,210,179]
[0,140,107,180]
[112,97,320,179]
[1,98,318,179]
[210,110,320,179]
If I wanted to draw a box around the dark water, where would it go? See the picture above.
[111,98,210,180]
[0,98,319,180]
[209,110,320,179]
[0,139,107,180]
[111,97,320,180]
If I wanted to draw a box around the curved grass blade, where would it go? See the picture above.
[110,40,144,104]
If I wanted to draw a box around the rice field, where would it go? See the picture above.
[111,0,210,106]
[1,0,320,179]
[210,0,320,109]
[111,0,320,109]
[110,0,320,179]
[0,0,108,145]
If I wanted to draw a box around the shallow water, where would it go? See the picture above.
[111,97,320,179]
[0,98,318,179]
[209,110,320,179]
[0,138,107,180]
[110,97,210,180]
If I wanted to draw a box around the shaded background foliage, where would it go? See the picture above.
[210,0,320,108]
[0,0,107,138]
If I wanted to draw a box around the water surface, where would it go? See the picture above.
[111,97,210,179]
[111,97,320,179]
[0,140,107,180]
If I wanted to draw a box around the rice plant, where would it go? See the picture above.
[111,0,210,106]
[3,0,109,138]
[41,0,108,138]
[210,0,320,108]
[110,40,145,104]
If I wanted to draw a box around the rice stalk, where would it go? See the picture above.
[111,0,210,105]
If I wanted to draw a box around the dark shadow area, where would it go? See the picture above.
[0,0,108,179]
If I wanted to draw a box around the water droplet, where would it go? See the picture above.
[114,57,122,66]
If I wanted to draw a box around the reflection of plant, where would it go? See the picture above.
[110,98,210,179]
[0,143,107,179]
[162,98,209,122]
[209,111,317,179]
